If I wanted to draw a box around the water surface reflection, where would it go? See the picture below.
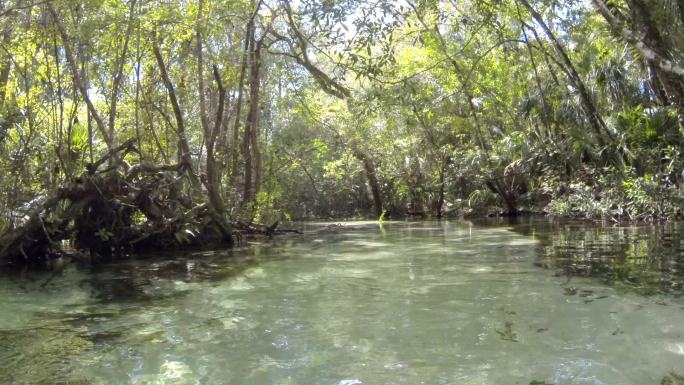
[0,221,682,385]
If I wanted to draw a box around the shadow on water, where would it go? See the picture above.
[77,223,365,305]
[75,239,305,304]
[495,217,684,295]
[0,238,314,385]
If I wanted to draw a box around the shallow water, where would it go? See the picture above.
[1,221,683,385]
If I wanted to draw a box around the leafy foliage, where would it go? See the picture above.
[0,0,683,233]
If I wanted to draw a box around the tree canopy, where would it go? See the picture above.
[0,0,683,263]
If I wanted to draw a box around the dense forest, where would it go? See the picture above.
[0,0,683,265]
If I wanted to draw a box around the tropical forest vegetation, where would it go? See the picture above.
[0,0,683,266]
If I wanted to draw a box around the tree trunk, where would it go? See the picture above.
[435,156,449,218]
[242,26,263,207]
[196,0,209,136]
[0,28,12,106]
[206,65,233,245]
[590,0,684,88]
[241,24,255,205]
[354,150,383,218]
[518,0,610,145]
[151,37,200,189]
[627,0,684,106]
[591,0,684,126]
[281,0,383,218]
[134,0,143,160]
[107,0,137,147]
[230,7,259,186]
[47,3,114,151]
[486,180,518,215]
[248,38,263,201]
[207,66,226,213]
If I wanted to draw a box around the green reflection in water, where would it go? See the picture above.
[0,221,682,385]
[507,220,684,295]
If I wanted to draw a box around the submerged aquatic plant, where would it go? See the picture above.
[662,371,684,385]
[495,321,518,342]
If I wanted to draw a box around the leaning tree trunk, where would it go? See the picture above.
[47,3,114,151]
[152,37,200,191]
[281,1,384,218]
[353,150,383,218]
[518,0,611,145]
[591,0,684,127]
[107,0,137,146]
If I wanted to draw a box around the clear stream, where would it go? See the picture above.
[1,220,683,385]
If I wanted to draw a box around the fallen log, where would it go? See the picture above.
[234,220,303,237]
[0,142,233,268]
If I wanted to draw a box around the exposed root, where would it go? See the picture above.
[0,141,230,268]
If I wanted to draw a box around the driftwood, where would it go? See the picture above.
[234,220,303,238]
